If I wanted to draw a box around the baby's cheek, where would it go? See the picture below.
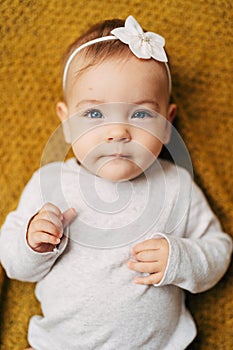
[72,138,91,162]
[134,126,163,146]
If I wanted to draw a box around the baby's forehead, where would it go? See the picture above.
[67,55,168,90]
[66,56,170,108]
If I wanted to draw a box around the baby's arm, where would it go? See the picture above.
[128,182,232,293]
[0,168,75,282]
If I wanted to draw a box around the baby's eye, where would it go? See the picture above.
[83,109,103,119]
[131,111,154,119]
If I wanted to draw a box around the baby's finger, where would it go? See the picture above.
[134,249,158,262]
[62,208,77,228]
[40,203,63,219]
[132,239,160,254]
[36,211,63,232]
[134,272,164,285]
[29,219,63,238]
[30,231,61,246]
[127,260,159,274]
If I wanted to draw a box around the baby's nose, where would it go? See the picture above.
[106,125,131,142]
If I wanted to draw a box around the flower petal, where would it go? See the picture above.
[111,27,132,44]
[149,43,168,62]
[129,38,151,59]
[125,15,144,35]
[145,32,165,46]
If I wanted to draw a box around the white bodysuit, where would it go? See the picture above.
[0,158,232,350]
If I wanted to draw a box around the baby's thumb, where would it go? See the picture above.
[62,208,77,228]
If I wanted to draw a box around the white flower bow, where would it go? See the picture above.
[111,16,168,62]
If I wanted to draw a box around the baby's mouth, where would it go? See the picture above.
[110,153,131,158]
[101,153,132,159]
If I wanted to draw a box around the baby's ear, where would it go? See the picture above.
[56,102,72,144]
[163,103,176,144]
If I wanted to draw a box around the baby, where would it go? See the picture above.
[0,16,232,350]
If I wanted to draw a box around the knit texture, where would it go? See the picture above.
[0,0,232,349]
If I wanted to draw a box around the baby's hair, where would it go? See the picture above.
[62,19,171,93]
[62,19,132,77]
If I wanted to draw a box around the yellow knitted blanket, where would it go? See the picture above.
[0,0,232,349]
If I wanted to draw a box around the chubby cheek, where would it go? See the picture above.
[71,127,102,162]
[134,131,164,159]
[147,138,163,158]
[71,138,94,163]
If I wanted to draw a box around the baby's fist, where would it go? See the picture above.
[27,203,76,253]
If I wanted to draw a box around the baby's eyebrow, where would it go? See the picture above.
[76,99,106,108]
[132,100,161,111]
[75,99,161,112]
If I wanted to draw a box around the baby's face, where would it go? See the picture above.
[58,56,176,182]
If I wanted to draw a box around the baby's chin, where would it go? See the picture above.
[95,159,144,182]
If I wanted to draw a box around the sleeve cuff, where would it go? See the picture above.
[148,232,175,287]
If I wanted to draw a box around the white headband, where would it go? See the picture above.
[63,16,172,94]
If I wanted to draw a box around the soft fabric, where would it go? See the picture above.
[1,159,231,349]
[0,1,232,349]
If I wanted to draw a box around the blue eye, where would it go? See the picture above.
[132,111,153,119]
[84,109,103,119]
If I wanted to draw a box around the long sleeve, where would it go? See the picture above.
[0,169,67,282]
[156,182,232,293]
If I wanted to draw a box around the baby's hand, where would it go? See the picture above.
[27,203,76,253]
[127,238,169,285]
